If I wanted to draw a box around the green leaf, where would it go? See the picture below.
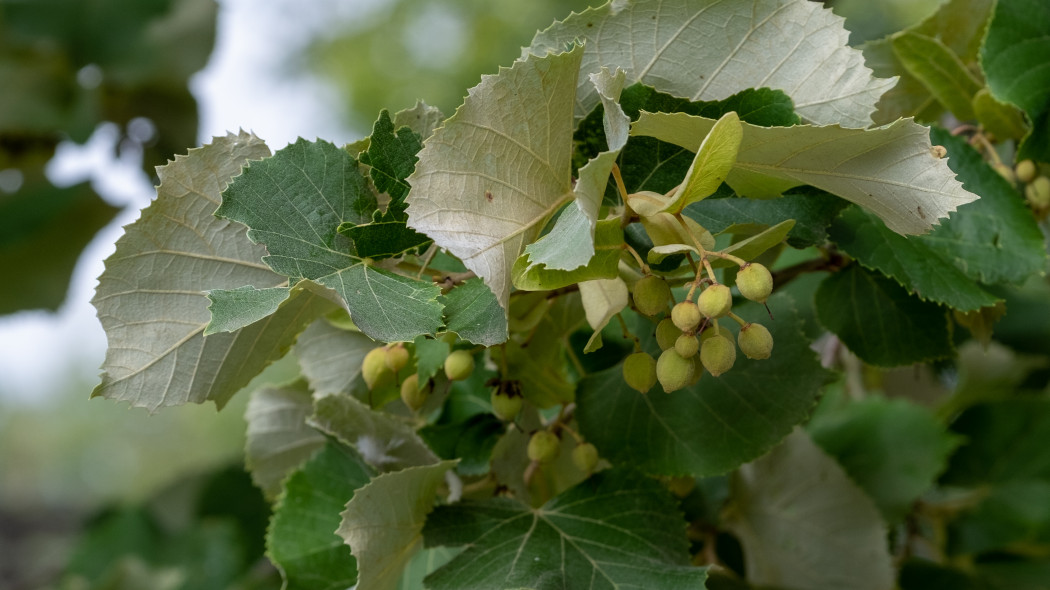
[980,0,1050,161]
[216,138,443,342]
[724,430,895,590]
[413,336,450,384]
[528,0,895,127]
[891,32,983,121]
[92,131,334,411]
[512,218,624,291]
[949,480,1050,555]
[921,128,1047,286]
[814,264,954,367]
[441,278,509,346]
[577,294,833,476]
[941,399,1050,486]
[267,442,373,590]
[244,381,326,500]
[808,396,961,523]
[423,469,707,590]
[337,461,457,590]
[295,318,378,396]
[206,286,293,335]
[309,394,439,472]
[828,206,1001,312]
[632,113,978,235]
[0,179,118,314]
[419,413,504,476]
[406,46,584,309]
[684,188,849,249]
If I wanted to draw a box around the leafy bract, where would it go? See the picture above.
[815,264,954,367]
[809,396,961,523]
[528,0,896,128]
[579,277,629,353]
[217,138,443,343]
[337,461,457,590]
[267,442,372,590]
[828,206,1000,312]
[92,131,334,411]
[512,219,624,291]
[725,430,895,590]
[422,469,707,590]
[309,394,439,472]
[244,381,326,500]
[577,294,833,476]
[891,32,983,122]
[406,46,584,309]
[632,113,979,235]
[980,0,1050,161]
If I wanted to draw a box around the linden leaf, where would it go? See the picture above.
[406,46,584,309]
[528,0,896,128]
[92,131,334,411]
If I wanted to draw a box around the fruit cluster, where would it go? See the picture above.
[624,260,775,394]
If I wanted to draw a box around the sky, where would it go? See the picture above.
[0,0,373,404]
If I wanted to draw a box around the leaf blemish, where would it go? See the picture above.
[485,190,494,202]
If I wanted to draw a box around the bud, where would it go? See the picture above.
[1016,159,1038,184]
[444,350,475,381]
[655,318,681,351]
[527,431,560,463]
[736,263,773,304]
[362,347,393,390]
[400,374,431,411]
[671,300,702,332]
[656,349,694,393]
[697,284,732,318]
[572,442,599,473]
[385,343,410,373]
[700,334,736,376]
[622,352,657,393]
[737,323,774,360]
[633,275,671,317]
[674,333,699,358]
[490,386,523,421]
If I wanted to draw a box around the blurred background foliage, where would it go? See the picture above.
[8,0,1022,588]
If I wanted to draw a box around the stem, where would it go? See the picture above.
[727,311,748,327]
[557,423,585,444]
[414,243,439,279]
[564,339,587,377]
[623,243,651,274]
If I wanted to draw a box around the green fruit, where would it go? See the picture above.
[1025,176,1050,209]
[655,318,681,351]
[385,344,410,373]
[527,430,560,463]
[622,352,657,393]
[444,350,475,381]
[688,354,704,387]
[490,387,523,421]
[738,323,774,360]
[674,333,699,358]
[701,334,736,376]
[572,442,599,473]
[671,301,702,332]
[736,263,773,304]
[633,276,671,317]
[1016,159,1038,184]
[400,374,431,411]
[656,349,694,393]
[699,322,719,342]
[362,347,393,390]
[697,284,732,318]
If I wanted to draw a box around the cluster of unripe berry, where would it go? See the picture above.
[996,159,1049,215]
[361,344,475,411]
[622,261,775,394]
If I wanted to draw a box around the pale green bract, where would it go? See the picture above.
[527,0,897,128]
[91,131,334,411]
[406,47,584,309]
[633,113,979,234]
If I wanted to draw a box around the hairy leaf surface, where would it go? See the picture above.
[244,381,326,499]
[528,0,895,127]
